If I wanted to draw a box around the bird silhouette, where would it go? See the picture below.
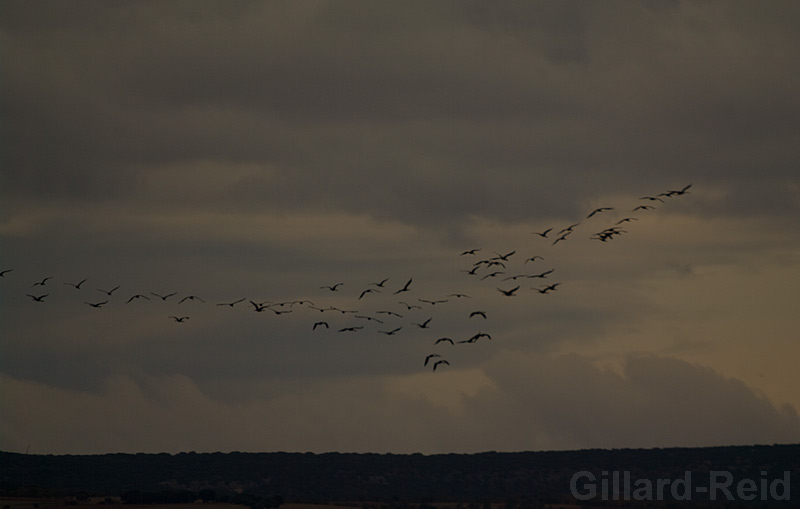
[524,255,544,264]
[460,248,481,255]
[321,283,343,291]
[217,298,245,307]
[398,301,421,310]
[179,295,205,303]
[249,300,269,312]
[424,353,441,366]
[338,326,363,333]
[587,207,613,218]
[532,228,552,238]
[552,233,570,245]
[667,183,692,195]
[530,268,554,279]
[393,279,412,294]
[126,294,151,303]
[418,298,448,305]
[379,326,402,335]
[376,310,403,318]
[64,278,87,289]
[480,271,504,280]
[412,317,432,328]
[169,316,189,322]
[447,293,471,299]
[32,277,53,287]
[312,321,329,330]
[558,223,580,234]
[470,311,487,319]
[434,337,454,345]
[355,315,383,323]
[97,285,120,296]
[460,332,491,343]
[0,269,13,277]
[535,283,561,294]
[432,359,450,371]
[85,300,108,308]
[359,288,381,299]
[151,292,177,301]
[369,278,390,287]
[632,205,655,212]
[492,250,516,261]
[497,285,520,296]
[27,293,48,302]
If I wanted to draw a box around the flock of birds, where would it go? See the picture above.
[1,185,692,372]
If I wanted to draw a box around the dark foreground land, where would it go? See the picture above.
[2,444,799,508]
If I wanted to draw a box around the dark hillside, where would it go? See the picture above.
[2,444,798,506]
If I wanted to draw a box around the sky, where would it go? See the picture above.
[1,0,799,455]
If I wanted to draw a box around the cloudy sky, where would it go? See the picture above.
[2,0,799,455]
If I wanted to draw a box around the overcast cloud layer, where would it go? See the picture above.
[1,0,799,455]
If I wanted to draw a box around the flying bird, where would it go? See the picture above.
[413,318,432,328]
[179,295,205,303]
[338,326,363,333]
[379,326,402,335]
[492,250,516,261]
[460,332,492,343]
[85,300,108,308]
[249,300,269,312]
[369,278,390,287]
[32,277,53,287]
[169,316,189,322]
[530,268,554,279]
[447,293,471,299]
[27,293,48,302]
[97,285,120,296]
[64,278,87,289]
[398,301,421,310]
[393,279,412,294]
[321,283,343,291]
[432,359,450,371]
[424,353,441,366]
[535,283,562,294]
[558,223,580,234]
[217,298,245,307]
[151,292,177,301]
[552,233,570,246]
[356,314,384,323]
[359,288,381,299]
[434,337,455,345]
[480,271,504,280]
[126,294,151,303]
[0,269,13,277]
[662,184,693,197]
[532,228,552,238]
[640,196,664,203]
[632,205,655,212]
[470,311,487,319]
[376,310,403,318]
[587,207,613,218]
[460,248,481,255]
[418,298,448,306]
[524,255,544,264]
[497,285,520,296]
[312,321,329,330]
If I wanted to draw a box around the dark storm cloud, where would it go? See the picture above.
[7,0,798,225]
